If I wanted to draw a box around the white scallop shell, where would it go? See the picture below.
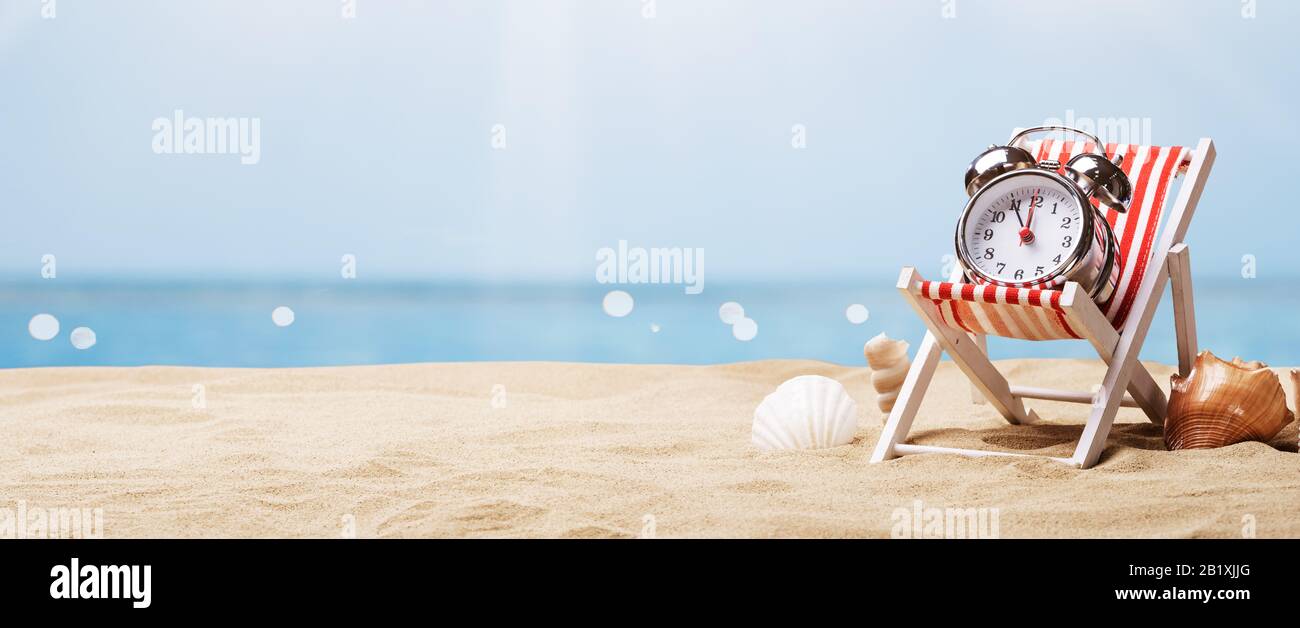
[752,375,858,451]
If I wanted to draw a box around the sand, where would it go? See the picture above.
[1,359,1297,538]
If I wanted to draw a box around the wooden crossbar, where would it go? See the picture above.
[1009,385,1140,408]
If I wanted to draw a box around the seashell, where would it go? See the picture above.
[1164,351,1296,451]
[864,333,910,415]
[752,375,858,451]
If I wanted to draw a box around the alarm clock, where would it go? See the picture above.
[955,126,1132,305]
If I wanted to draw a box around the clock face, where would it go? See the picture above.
[960,172,1085,285]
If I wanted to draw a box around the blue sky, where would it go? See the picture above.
[1,0,1296,282]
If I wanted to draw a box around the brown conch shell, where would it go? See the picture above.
[1164,351,1296,451]
[864,333,910,416]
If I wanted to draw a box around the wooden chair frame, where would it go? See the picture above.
[870,138,1215,469]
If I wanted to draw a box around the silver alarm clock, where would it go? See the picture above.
[955,126,1132,304]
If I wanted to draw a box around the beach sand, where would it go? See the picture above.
[2,359,1297,538]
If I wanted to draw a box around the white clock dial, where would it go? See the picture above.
[961,174,1084,285]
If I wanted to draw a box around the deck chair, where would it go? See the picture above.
[870,136,1215,469]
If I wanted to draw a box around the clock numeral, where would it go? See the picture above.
[991,211,1006,224]
[1050,202,1058,215]
[1060,217,1072,229]
[1052,254,1062,264]
[1014,269,1024,280]
[983,248,995,260]
[1029,195,1043,208]
[1008,199,1021,212]
[1035,266,1045,275]
[1062,235,1073,248]
[996,263,1006,274]
[983,229,993,241]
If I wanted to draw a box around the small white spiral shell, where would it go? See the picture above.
[864,333,910,416]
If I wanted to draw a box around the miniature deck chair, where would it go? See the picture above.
[870,136,1215,469]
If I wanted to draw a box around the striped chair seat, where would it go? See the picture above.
[913,139,1192,342]
[917,280,1080,340]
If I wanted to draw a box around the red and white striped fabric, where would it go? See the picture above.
[913,140,1192,341]
[916,280,1082,340]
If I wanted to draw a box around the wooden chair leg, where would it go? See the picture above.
[1072,358,1133,468]
[1169,243,1197,378]
[1124,363,1167,426]
[1060,283,1166,426]
[970,334,988,405]
[872,265,975,463]
[1070,277,1162,467]
[870,330,943,463]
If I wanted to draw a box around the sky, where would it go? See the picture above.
[1,0,1297,282]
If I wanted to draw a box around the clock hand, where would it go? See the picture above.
[1019,189,1038,246]
[1026,190,1038,229]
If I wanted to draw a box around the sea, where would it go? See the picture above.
[0,278,1292,368]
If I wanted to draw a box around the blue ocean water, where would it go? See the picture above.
[0,278,1293,368]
